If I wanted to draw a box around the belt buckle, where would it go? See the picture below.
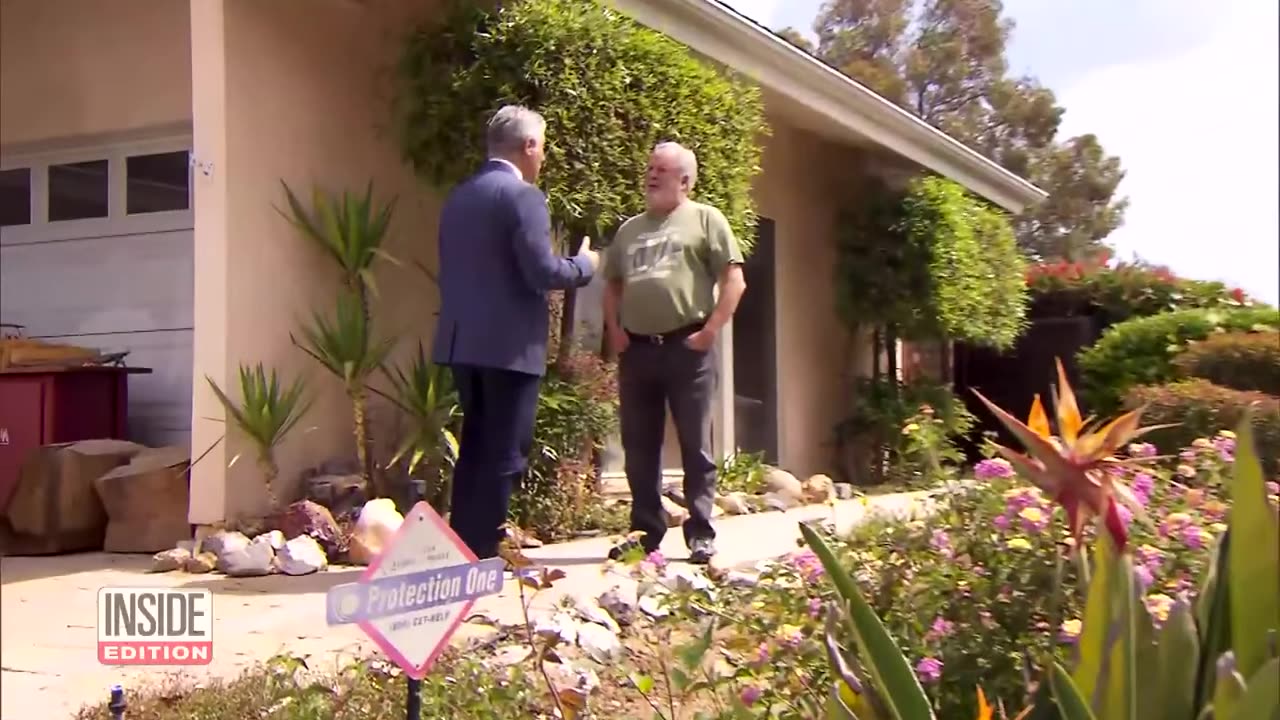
[649,334,664,345]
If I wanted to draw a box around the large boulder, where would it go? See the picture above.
[273,500,343,558]
[276,535,328,576]
[3,439,144,554]
[763,467,804,504]
[94,446,192,553]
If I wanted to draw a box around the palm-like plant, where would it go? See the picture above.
[379,342,460,514]
[206,364,312,512]
[277,180,399,311]
[292,289,396,498]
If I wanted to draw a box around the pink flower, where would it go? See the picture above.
[929,616,954,639]
[993,514,1011,532]
[1115,504,1133,529]
[975,458,1015,480]
[930,529,954,559]
[739,685,763,706]
[1128,442,1158,458]
[645,550,667,569]
[752,642,771,666]
[789,549,824,582]
[1266,481,1279,496]
[915,657,943,683]
[808,597,824,618]
[1132,473,1154,499]
[1182,524,1210,550]
[1134,563,1154,590]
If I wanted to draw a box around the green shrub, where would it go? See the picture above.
[509,347,622,541]
[1076,306,1280,413]
[1172,330,1280,394]
[834,377,976,485]
[1125,379,1280,474]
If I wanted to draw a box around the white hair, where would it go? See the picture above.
[654,141,698,191]
[487,105,546,156]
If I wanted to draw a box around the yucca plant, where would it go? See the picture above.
[206,363,312,512]
[277,180,398,313]
[292,289,396,498]
[379,342,460,514]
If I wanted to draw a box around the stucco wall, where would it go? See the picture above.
[0,0,192,147]
[190,0,445,522]
[753,122,874,479]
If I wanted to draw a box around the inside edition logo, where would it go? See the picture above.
[97,587,213,665]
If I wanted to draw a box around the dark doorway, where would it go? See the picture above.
[732,218,779,463]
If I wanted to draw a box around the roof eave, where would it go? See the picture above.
[608,0,1049,214]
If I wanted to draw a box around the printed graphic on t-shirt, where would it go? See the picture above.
[624,229,683,281]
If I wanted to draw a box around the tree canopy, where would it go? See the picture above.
[393,0,769,251]
[779,0,1127,262]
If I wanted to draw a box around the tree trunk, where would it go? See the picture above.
[555,287,577,373]
[351,387,376,497]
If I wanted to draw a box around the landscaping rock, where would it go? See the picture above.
[275,501,343,558]
[660,496,689,527]
[724,570,762,588]
[668,567,713,593]
[202,530,250,558]
[490,645,532,668]
[252,530,285,551]
[575,599,622,634]
[150,547,190,573]
[762,491,798,512]
[763,467,804,504]
[302,473,366,517]
[577,621,623,663]
[277,535,328,576]
[802,474,837,504]
[834,483,856,500]
[638,594,670,619]
[714,491,753,515]
[348,498,404,566]
[184,551,217,574]
[534,611,580,646]
[95,445,192,553]
[597,587,638,626]
[217,540,275,577]
[5,439,143,554]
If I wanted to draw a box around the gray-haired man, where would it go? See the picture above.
[433,105,599,559]
[603,142,747,564]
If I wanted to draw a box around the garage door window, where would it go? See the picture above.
[127,151,191,215]
[48,159,110,222]
[0,168,31,227]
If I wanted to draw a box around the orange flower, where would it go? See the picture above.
[972,359,1167,549]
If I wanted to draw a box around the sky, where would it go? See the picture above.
[723,0,1280,304]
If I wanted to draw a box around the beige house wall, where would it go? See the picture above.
[0,0,193,148]
[189,0,448,523]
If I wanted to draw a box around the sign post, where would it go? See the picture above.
[326,501,505,719]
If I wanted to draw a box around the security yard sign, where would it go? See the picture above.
[326,501,505,678]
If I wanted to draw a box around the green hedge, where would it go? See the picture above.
[1172,331,1280,395]
[1125,379,1280,474]
[1077,306,1280,413]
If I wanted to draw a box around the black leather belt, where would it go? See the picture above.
[626,322,705,345]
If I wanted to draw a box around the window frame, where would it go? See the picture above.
[0,134,193,247]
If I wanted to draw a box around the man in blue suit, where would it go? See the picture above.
[432,105,599,559]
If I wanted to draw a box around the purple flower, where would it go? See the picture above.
[1132,473,1154,497]
[645,550,667,569]
[752,642,771,666]
[808,597,824,618]
[993,514,1011,532]
[1137,544,1165,570]
[1115,504,1134,529]
[929,616,954,639]
[915,657,944,684]
[930,529,954,558]
[789,549,824,582]
[1182,524,1210,550]
[1128,442,1158,458]
[739,685,763,706]
[1134,563,1154,590]
[975,458,1015,480]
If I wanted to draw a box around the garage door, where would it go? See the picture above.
[0,134,194,450]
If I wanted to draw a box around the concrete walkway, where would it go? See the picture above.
[0,491,927,719]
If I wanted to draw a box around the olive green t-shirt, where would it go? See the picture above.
[604,201,744,335]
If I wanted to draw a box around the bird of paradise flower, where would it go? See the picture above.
[970,358,1173,550]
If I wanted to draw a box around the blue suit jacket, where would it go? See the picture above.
[431,161,594,376]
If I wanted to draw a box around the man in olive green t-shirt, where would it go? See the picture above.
[602,141,747,565]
